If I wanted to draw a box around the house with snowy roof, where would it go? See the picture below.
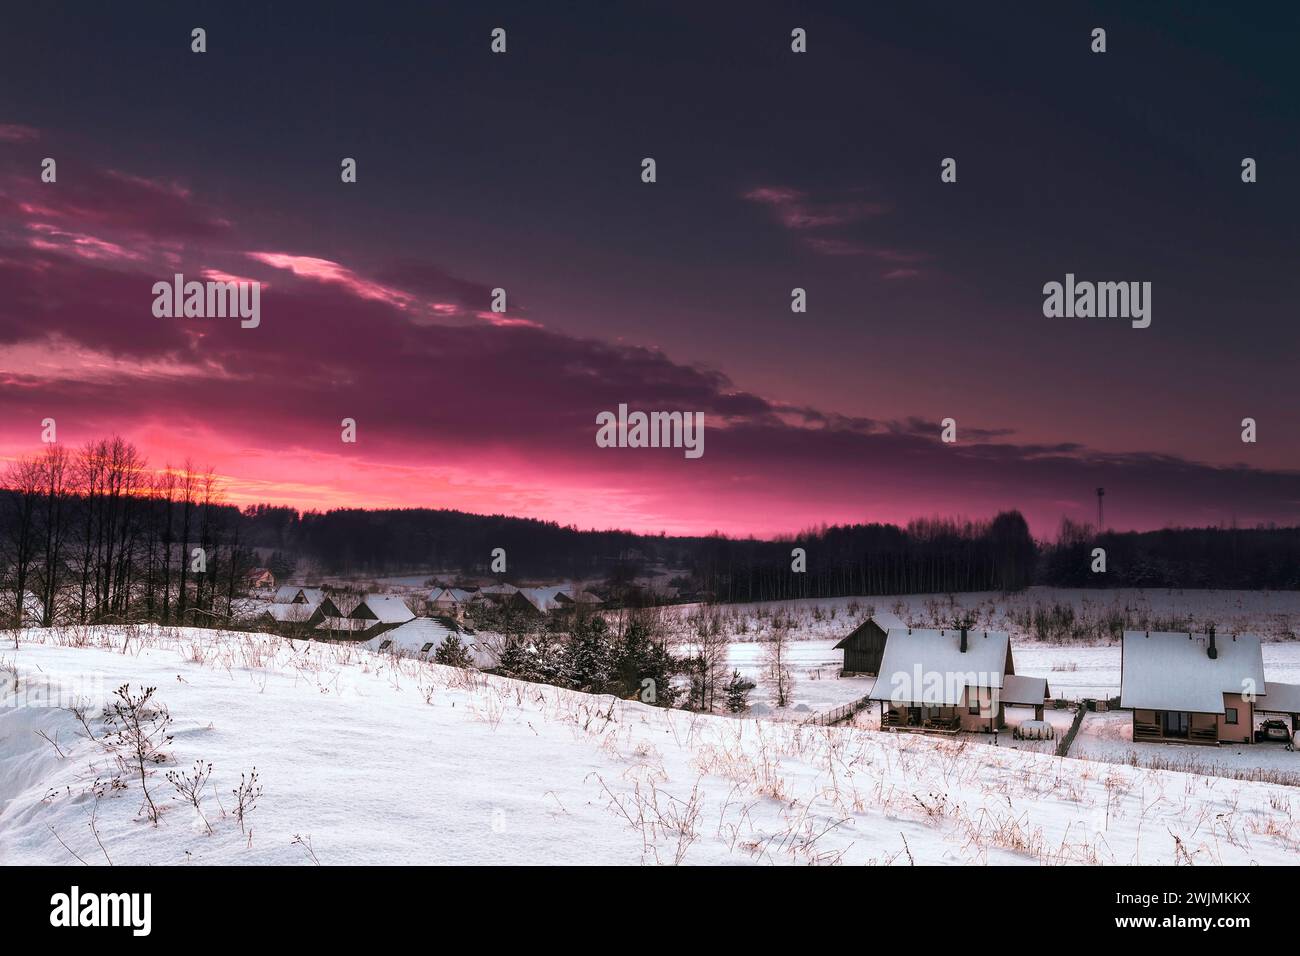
[868,626,1050,733]
[348,593,415,634]
[428,587,475,618]
[273,585,326,606]
[257,601,322,630]
[367,617,495,669]
[1119,629,1287,744]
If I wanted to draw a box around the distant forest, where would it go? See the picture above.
[240,506,1299,596]
[3,436,1297,630]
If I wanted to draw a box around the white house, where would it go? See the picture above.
[868,626,1048,733]
[1120,630,1265,744]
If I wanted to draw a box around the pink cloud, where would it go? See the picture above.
[743,185,887,230]
[0,124,39,143]
[1,155,1296,536]
[246,252,410,308]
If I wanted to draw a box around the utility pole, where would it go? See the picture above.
[1096,487,1105,530]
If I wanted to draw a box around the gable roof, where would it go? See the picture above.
[516,586,569,612]
[868,628,1012,706]
[1120,631,1265,714]
[354,593,415,624]
[315,616,370,633]
[260,602,320,623]
[430,587,474,604]
[834,612,907,650]
[1001,674,1050,707]
[554,589,603,605]
[365,617,496,668]
[273,585,325,605]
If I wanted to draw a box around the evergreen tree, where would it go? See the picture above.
[495,634,533,680]
[725,669,756,713]
[434,634,472,668]
[562,614,614,692]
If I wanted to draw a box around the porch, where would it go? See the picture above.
[1132,709,1221,745]
[879,702,961,734]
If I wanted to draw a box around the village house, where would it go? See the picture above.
[553,588,604,612]
[428,586,475,619]
[834,612,905,675]
[1119,629,1300,744]
[868,626,1050,733]
[256,600,322,632]
[343,593,415,636]
[367,616,496,668]
[273,585,326,606]
[245,567,276,591]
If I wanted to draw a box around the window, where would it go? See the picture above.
[1224,707,1238,725]
[421,642,435,653]
[968,692,981,716]
[378,640,392,651]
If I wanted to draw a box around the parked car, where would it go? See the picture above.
[1255,719,1291,742]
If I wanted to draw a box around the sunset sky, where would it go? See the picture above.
[2,3,1298,537]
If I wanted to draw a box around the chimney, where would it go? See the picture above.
[1207,626,1217,660]
[960,626,968,654]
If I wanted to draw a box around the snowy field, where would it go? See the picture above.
[5,625,1300,865]
[650,588,1300,724]
[662,587,1300,645]
[730,637,1300,713]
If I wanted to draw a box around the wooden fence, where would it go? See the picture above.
[804,693,874,727]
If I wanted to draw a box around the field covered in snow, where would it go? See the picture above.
[3,624,1300,865]
[660,587,1300,644]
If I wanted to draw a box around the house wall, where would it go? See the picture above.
[959,687,1004,732]
[841,623,886,674]
[1217,693,1253,743]
[844,642,883,674]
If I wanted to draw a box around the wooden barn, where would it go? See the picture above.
[833,612,904,675]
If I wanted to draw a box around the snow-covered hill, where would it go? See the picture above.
[2,625,1297,865]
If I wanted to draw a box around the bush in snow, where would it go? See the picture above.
[102,684,172,825]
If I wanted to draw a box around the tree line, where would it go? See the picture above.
[6,435,1297,631]
[1,439,254,628]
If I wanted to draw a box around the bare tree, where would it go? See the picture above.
[764,620,793,709]
[688,606,729,712]
[1,455,43,628]
[35,445,71,627]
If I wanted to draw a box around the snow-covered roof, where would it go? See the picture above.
[430,587,474,604]
[261,602,320,623]
[273,585,326,605]
[366,617,495,668]
[316,616,370,633]
[1000,674,1050,707]
[1120,631,1265,714]
[555,589,603,605]
[517,586,569,612]
[868,628,1011,706]
[1259,682,1300,715]
[325,593,363,617]
[356,594,415,624]
[870,611,908,631]
[834,612,908,649]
